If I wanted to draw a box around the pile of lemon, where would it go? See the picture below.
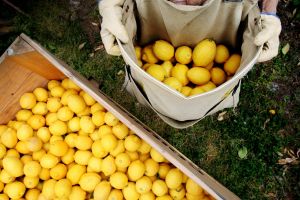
[0,78,214,200]
[135,39,241,96]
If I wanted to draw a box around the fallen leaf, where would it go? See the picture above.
[117,70,124,76]
[78,42,86,50]
[277,151,283,157]
[281,43,290,55]
[91,22,98,26]
[94,45,104,51]
[217,111,227,121]
[238,147,248,159]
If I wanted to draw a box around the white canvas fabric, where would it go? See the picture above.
[118,0,263,128]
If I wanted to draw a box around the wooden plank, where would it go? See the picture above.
[6,50,66,80]
[0,59,48,124]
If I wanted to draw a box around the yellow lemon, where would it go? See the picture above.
[49,140,68,156]
[54,179,72,198]
[17,124,33,141]
[152,180,168,197]
[224,54,241,75]
[165,168,183,189]
[26,136,43,152]
[187,67,210,85]
[80,116,95,134]
[150,148,165,163]
[3,157,23,177]
[21,155,32,164]
[50,163,67,180]
[110,140,125,157]
[81,91,96,106]
[138,141,151,154]
[32,102,48,115]
[61,78,80,90]
[153,40,174,61]
[0,144,6,159]
[57,106,74,121]
[92,111,105,127]
[181,86,192,96]
[175,46,192,64]
[60,89,78,105]
[122,182,140,200]
[144,158,159,177]
[15,141,30,154]
[6,149,20,158]
[210,67,226,85]
[75,135,93,150]
[47,80,60,90]
[112,123,129,139]
[135,46,142,60]
[16,110,32,121]
[161,61,173,77]
[146,64,165,81]
[25,188,40,200]
[79,172,101,192]
[36,127,50,143]
[24,160,41,177]
[92,140,108,158]
[124,134,142,152]
[136,176,152,194]
[126,150,139,161]
[142,45,159,64]
[20,93,36,109]
[88,156,102,172]
[108,189,123,200]
[39,168,50,181]
[204,62,214,70]
[42,179,57,199]
[104,112,119,126]
[27,115,45,130]
[171,64,189,86]
[186,192,206,200]
[23,176,39,188]
[115,153,131,168]
[94,181,111,200]
[49,135,63,144]
[110,172,128,189]
[45,112,58,126]
[32,149,46,161]
[186,178,203,195]
[128,160,145,181]
[61,148,75,165]
[158,163,171,179]
[140,192,155,200]
[64,133,77,148]
[192,38,216,67]
[102,155,116,176]
[199,81,216,92]
[69,186,86,200]
[215,44,230,63]
[163,77,182,92]
[47,97,62,112]
[0,170,15,184]
[68,117,81,132]
[170,185,186,200]
[91,103,106,113]
[189,86,206,96]
[67,164,86,185]
[74,150,92,165]
[99,125,113,138]
[143,63,152,70]
[101,134,118,151]
[49,120,67,136]
[40,153,59,169]
[67,94,86,114]
[4,181,26,199]
[50,86,65,97]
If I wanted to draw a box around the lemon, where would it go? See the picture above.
[49,140,68,157]
[67,94,86,114]
[49,120,67,136]
[46,97,61,113]
[26,136,43,152]
[61,148,75,164]
[92,140,108,158]
[57,106,74,121]
[170,185,186,200]
[4,181,26,199]
[123,182,140,200]
[27,115,45,130]
[175,46,192,64]
[110,140,125,157]
[144,158,159,176]
[112,123,129,139]
[74,150,92,165]
[102,155,116,176]
[48,80,60,90]
[193,39,216,67]
[45,113,58,126]
[204,62,214,70]
[104,112,119,127]
[143,63,152,70]
[69,186,86,200]
[187,67,211,85]
[135,46,142,60]
[79,116,95,134]
[0,194,9,200]
[79,172,101,192]
[99,125,113,138]
[163,77,182,92]
[189,87,205,96]
[67,164,86,185]
[115,153,131,168]
[126,150,139,161]
[124,134,141,152]
[16,141,31,154]
[23,176,39,188]
[158,163,171,179]
[153,40,174,61]
[3,157,23,177]
[0,170,15,184]
[161,61,173,77]
[61,78,80,90]
[139,153,150,162]
[25,188,40,200]
[0,144,6,159]
[54,179,72,198]
[199,81,216,92]
[39,168,50,180]
[94,181,111,200]
[139,192,155,200]
[224,54,241,75]
[109,172,128,189]
[60,89,77,106]
[91,103,106,113]
[146,64,165,81]
[42,179,57,199]
[49,163,67,180]
[142,45,159,64]
[40,153,59,169]
[210,67,226,85]
[24,161,41,177]
[32,102,48,115]
[17,124,33,141]
[171,64,189,86]
[138,141,151,154]
[100,134,117,152]
[20,93,36,109]
[136,176,152,194]
[165,168,183,189]
[50,86,65,97]
[68,117,80,133]
[215,44,230,63]
[180,86,192,96]
[150,148,165,163]
[21,155,33,164]
[92,111,105,127]
[75,135,92,150]
[49,135,63,144]
[36,127,50,143]
[32,149,46,161]
[88,156,102,172]
[152,180,168,197]
[6,149,20,158]
[81,91,96,106]
[16,110,32,121]
[128,160,145,181]
[186,193,206,200]
[186,178,203,195]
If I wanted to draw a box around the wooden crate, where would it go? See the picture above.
[0,34,240,200]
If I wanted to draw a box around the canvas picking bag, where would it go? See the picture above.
[117,0,263,128]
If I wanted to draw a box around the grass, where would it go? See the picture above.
[1,0,299,199]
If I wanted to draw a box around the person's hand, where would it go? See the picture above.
[99,0,129,56]
[254,13,281,62]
